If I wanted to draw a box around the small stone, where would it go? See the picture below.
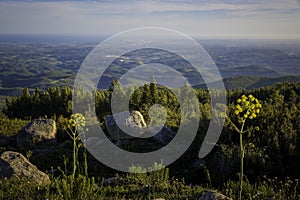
[199,192,232,200]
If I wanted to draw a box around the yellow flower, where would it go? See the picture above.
[68,113,86,130]
[248,94,253,98]
[237,99,242,103]
[245,101,250,107]
[249,143,255,148]
[235,110,240,115]
[254,126,260,131]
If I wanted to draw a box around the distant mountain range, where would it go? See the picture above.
[0,41,299,98]
[195,75,300,90]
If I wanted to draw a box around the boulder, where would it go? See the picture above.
[0,151,50,186]
[153,126,176,145]
[0,135,16,147]
[17,119,57,147]
[105,111,146,140]
[199,192,232,200]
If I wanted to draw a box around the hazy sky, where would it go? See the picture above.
[0,0,300,39]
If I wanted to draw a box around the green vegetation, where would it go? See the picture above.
[0,168,208,200]
[0,81,300,199]
[0,112,29,136]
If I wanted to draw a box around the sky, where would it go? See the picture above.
[0,0,300,39]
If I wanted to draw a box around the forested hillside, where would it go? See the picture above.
[1,81,299,199]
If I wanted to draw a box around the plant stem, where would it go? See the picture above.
[73,131,77,178]
[239,120,245,200]
[83,132,88,178]
[239,133,244,200]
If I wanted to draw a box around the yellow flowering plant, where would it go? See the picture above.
[227,94,262,200]
[67,113,88,178]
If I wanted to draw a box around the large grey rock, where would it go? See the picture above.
[199,192,232,200]
[0,151,50,186]
[105,111,146,140]
[153,126,176,145]
[17,119,57,147]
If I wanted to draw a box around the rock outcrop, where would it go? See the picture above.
[17,119,57,147]
[105,110,177,145]
[105,111,146,140]
[0,151,50,186]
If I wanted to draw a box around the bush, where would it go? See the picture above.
[0,112,29,137]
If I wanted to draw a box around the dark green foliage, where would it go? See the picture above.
[3,86,73,119]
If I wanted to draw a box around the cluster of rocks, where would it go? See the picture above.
[0,119,56,186]
[0,112,231,199]
[0,111,178,186]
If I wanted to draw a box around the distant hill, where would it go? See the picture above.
[1,42,300,105]
[195,75,300,90]
[218,65,281,78]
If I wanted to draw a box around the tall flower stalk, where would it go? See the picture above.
[227,94,262,200]
[67,113,88,178]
